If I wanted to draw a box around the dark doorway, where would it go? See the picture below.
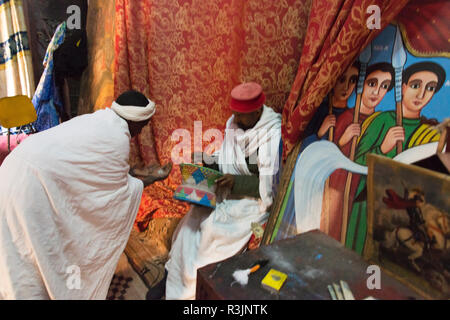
[23,0,88,118]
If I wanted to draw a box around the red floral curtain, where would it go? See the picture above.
[113,0,312,230]
[114,0,157,168]
[281,0,410,159]
[397,0,450,58]
[115,0,312,166]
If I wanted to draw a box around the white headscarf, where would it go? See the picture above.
[111,99,156,122]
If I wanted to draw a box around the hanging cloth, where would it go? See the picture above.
[31,22,67,132]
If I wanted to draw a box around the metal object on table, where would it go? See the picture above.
[328,280,355,300]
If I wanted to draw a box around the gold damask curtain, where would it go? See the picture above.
[114,0,312,168]
[113,0,312,230]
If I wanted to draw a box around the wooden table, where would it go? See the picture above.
[196,230,424,300]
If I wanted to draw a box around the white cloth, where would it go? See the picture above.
[166,105,281,300]
[110,99,156,122]
[0,108,143,300]
[293,141,440,233]
[294,141,367,233]
[219,105,282,210]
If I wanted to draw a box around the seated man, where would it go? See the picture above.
[164,82,282,300]
[0,90,172,300]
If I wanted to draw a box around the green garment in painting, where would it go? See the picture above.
[345,111,439,254]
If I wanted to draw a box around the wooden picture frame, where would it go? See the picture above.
[262,141,303,245]
[365,154,450,299]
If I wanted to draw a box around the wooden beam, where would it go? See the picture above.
[262,141,302,245]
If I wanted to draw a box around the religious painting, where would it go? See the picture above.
[365,154,450,299]
[269,0,450,257]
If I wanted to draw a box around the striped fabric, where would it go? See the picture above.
[0,31,30,66]
[0,0,34,98]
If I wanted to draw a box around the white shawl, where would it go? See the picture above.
[0,108,143,300]
[218,105,282,210]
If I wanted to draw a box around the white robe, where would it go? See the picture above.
[0,108,143,300]
[165,106,281,300]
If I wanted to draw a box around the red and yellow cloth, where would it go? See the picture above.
[134,167,190,232]
[114,0,311,229]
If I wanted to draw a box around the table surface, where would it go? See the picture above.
[196,230,424,300]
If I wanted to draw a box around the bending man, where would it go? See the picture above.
[0,90,171,299]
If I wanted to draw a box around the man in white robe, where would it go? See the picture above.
[165,83,282,300]
[0,90,171,299]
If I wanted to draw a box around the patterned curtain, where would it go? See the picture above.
[114,0,312,231]
[114,0,312,167]
[281,0,410,159]
[0,0,35,98]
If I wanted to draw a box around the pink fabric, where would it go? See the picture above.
[0,134,29,165]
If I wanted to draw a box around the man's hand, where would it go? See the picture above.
[215,174,235,202]
[338,123,361,147]
[380,126,404,154]
[131,162,173,187]
[318,115,336,138]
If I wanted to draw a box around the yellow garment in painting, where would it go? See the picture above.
[357,111,381,145]
[408,124,440,148]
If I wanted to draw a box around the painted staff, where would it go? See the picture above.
[341,44,372,244]
[322,92,337,234]
[392,25,407,155]
[328,92,334,142]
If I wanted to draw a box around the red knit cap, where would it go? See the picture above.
[230,82,265,113]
